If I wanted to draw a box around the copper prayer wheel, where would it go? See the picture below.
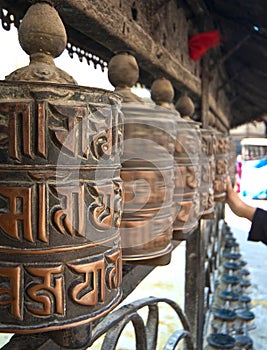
[0,81,123,334]
[199,128,216,219]
[150,84,203,235]
[213,132,229,202]
[120,103,177,260]
[173,118,201,233]
[173,95,201,234]
[0,1,123,334]
[108,56,177,261]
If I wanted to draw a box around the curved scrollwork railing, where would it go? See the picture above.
[88,296,194,350]
[0,296,194,350]
[164,330,192,350]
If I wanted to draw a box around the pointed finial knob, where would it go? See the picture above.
[150,77,175,110]
[175,94,195,119]
[108,52,143,103]
[6,2,76,84]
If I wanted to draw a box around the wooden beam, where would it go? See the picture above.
[201,55,210,129]
[0,0,231,130]
[61,0,201,93]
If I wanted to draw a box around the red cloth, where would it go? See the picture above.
[188,30,221,61]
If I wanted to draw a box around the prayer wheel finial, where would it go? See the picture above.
[108,52,144,102]
[150,77,175,110]
[175,93,195,119]
[5,1,76,84]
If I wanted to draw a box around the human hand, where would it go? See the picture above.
[226,176,255,221]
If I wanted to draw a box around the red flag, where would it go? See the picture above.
[188,30,221,61]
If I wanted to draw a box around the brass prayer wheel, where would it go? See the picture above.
[108,55,176,261]
[0,1,123,334]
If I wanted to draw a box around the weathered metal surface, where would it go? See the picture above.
[0,81,123,333]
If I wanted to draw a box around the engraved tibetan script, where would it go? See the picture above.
[0,101,48,161]
[89,181,122,230]
[68,258,105,306]
[0,186,33,242]
[0,102,32,161]
[105,249,122,289]
[0,265,21,319]
[0,185,47,243]
[53,185,85,237]
[0,100,118,162]
[48,103,89,158]
[26,265,64,316]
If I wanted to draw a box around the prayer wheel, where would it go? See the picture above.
[151,82,203,235]
[174,94,201,234]
[173,119,201,233]
[214,132,229,202]
[0,2,123,333]
[108,55,177,261]
[199,128,216,218]
[119,103,177,260]
[228,137,237,185]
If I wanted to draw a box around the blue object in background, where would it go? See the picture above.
[240,158,267,199]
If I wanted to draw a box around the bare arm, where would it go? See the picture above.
[226,176,256,221]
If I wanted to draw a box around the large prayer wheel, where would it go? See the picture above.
[120,103,177,260]
[0,1,123,334]
[108,55,177,261]
[0,81,123,333]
